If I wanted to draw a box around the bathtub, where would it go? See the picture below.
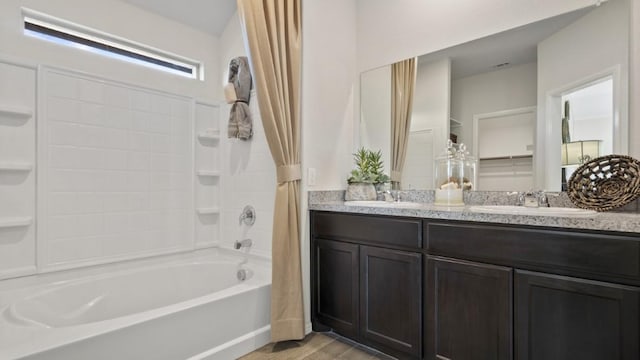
[0,248,271,360]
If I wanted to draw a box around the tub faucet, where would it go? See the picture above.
[234,239,252,250]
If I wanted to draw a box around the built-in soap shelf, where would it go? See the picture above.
[0,216,33,229]
[0,162,33,172]
[0,105,33,119]
[194,102,220,247]
[196,170,220,177]
[196,207,220,215]
[197,129,220,141]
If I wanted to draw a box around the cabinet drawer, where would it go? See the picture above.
[313,212,422,249]
[425,221,640,284]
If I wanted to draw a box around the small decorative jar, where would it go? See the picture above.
[458,143,478,191]
[434,140,465,206]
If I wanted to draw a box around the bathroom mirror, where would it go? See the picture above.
[360,0,630,191]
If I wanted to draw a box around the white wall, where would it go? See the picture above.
[360,65,391,172]
[451,62,538,153]
[412,58,451,155]
[537,0,629,190]
[402,130,435,189]
[0,0,219,100]
[301,0,359,332]
[218,13,276,259]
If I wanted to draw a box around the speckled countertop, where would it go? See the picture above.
[308,190,640,234]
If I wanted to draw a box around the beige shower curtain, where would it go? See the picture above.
[237,0,304,342]
[390,58,417,188]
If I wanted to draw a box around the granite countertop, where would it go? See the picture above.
[308,191,640,234]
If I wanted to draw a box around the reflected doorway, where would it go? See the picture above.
[560,76,613,190]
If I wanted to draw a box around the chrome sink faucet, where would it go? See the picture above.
[380,190,403,202]
[516,190,549,208]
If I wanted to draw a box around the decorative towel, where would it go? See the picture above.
[227,56,253,140]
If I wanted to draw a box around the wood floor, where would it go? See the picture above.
[238,332,396,360]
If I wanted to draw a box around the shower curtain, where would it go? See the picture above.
[237,0,304,342]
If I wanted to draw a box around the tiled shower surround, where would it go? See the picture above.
[41,68,194,269]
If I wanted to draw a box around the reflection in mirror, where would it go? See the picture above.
[359,0,629,191]
[389,58,417,189]
[560,77,614,190]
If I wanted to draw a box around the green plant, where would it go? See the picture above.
[347,148,390,185]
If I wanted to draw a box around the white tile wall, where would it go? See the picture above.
[221,92,276,258]
[39,68,194,270]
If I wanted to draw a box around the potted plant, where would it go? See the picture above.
[345,148,390,201]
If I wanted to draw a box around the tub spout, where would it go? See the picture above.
[234,239,252,250]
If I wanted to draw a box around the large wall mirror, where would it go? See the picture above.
[360,0,629,191]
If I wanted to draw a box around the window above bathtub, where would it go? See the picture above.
[22,8,203,80]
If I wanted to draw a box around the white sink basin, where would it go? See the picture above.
[344,200,423,209]
[468,205,597,217]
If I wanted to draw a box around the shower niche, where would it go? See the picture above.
[194,101,221,248]
[0,58,37,280]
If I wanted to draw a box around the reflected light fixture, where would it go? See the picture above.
[561,140,601,166]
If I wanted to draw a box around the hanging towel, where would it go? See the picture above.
[227,56,253,140]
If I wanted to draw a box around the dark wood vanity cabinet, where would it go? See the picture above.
[425,220,640,360]
[514,270,639,360]
[360,245,422,358]
[313,238,359,338]
[311,211,640,360]
[425,256,513,360]
[311,211,423,359]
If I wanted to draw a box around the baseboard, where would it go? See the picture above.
[187,325,271,360]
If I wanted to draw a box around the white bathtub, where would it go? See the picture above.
[0,249,271,360]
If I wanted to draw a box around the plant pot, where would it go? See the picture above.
[345,183,377,201]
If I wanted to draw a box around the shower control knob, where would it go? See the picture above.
[239,205,256,225]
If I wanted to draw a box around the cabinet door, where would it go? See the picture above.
[312,239,359,338]
[515,270,639,360]
[360,245,422,359]
[426,256,513,360]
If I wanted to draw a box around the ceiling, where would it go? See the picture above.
[418,8,592,80]
[122,0,237,36]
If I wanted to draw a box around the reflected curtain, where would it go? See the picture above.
[237,0,304,342]
[390,58,417,188]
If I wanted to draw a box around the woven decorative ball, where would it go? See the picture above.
[567,154,640,212]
